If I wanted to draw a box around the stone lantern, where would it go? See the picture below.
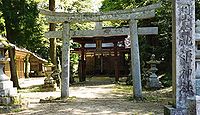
[146,54,162,89]
[0,36,17,104]
[43,62,57,91]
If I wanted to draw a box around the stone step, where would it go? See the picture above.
[0,81,13,89]
[0,87,17,97]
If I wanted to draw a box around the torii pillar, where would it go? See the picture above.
[129,19,142,99]
[61,21,70,98]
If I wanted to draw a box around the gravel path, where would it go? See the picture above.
[7,77,164,115]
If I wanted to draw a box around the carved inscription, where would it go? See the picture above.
[177,2,195,107]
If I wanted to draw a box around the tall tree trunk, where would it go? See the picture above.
[4,15,20,89]
[24,54,30,78]
[8,46,20,89]
[49,0,57,70]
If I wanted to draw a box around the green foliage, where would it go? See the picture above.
[101,0,200,87]
[59,0,94,13]
[196,0,200,20]
[69,52,79,83]
[0,0,48,59]
[101,0,172,85]
[101,0,137,11]
[51,0,98,83]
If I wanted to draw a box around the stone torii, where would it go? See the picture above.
[40,3,161,99]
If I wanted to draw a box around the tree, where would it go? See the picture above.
[0,0,47,88]
[100,0,200,86]
[49,0,57,70]
[100,0,172,86]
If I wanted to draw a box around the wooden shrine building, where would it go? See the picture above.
[72,32,130,82]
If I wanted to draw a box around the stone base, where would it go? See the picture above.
[0,95,20,105]
[42,83,57,91]
[0,95,28,113]
[187,96,200,115]
[164,96,200,115]
[164,105,187,115]
[0,97,12,105]
[8,88,17,96]
[0,80,17,97]
[0,81,13,89]
[44,77,55,84]
[0,87,17,97]
[146,75,162,89]
[43,77,57,91]
[0,105,22,113]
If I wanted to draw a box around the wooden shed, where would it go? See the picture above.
[4,45,47,78]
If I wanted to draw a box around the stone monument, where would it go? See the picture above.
[146,54,162,89]
[43,62,57,91]
[164,0,200,114]
[0,36,17,105]
[195,20,200,96]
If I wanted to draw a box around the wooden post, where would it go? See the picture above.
[114,42,119,82]
[100,55,103,73]
[129,19,142,98]
[79,43,86,82]
[61,22,70,98]
[24,54,30,78]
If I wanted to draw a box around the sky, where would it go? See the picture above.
[37,0,104,12]
[92,0,104,12]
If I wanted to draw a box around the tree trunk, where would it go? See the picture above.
[9,47,20,89]
[49,0,57,70]
[4,15,20,89]
[24,54,30,78]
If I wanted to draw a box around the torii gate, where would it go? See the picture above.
[40,3,161,98]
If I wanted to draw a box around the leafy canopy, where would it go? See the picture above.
[0,0,48,58]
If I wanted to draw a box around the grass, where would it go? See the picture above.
[18,84,57,93]
[112,84,132,95]
[11,108,23,112]
[40,96,77,103]
[112,84,173,103]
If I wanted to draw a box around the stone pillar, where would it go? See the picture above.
[164,0,197,114]
[129,19,142,98]
[196,60,200,96]
[61,22,70,98]
[195,20,200,96]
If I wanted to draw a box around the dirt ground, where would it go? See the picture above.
[5,77,169,115]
